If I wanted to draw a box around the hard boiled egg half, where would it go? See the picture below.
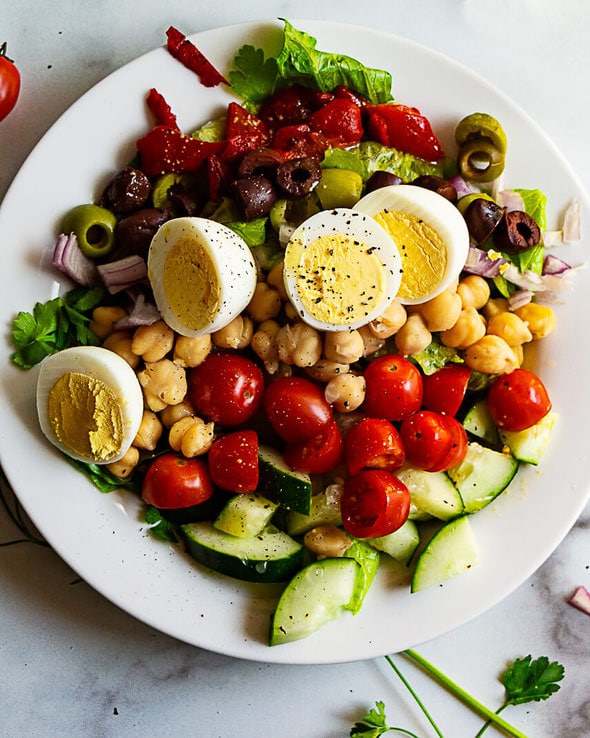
[36,345,144,464]
[148,216,257,337]
[354,184,470,305]
[283,208,402,331]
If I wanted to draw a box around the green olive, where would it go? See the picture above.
[61,204,117,258]
[457,139,506,183]
[455,112,507,155]
[269,199,289,232]
[456,192,495,215]
[316,168,363,210]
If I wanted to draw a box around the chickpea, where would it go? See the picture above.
[305,359,350,383]
[394,313,432,355]
[357,325,385,356]
[160,400,196,429]
[324,373,366,412]
[247,282,282,322]
[131,320,175,363]
[106,446,140,479]
[133,410,163,451]
[266,260,289,301]
[173,334,211,368]
[251,319,281,374]
[303,524,352,559]
[169,416,215,457]
[440,307,486,349]
[512,343,524,367]
[213,315,253,350]
[137,359,187,412]
[323,329,364,364]
[102,331,140,369]
[368,301,407,339]
[486,312,532,347]
[420,290,463,332]
[482,297,509,321]
[89,305,127,339]
[514,302,557,339]
[283,301,300,322]
[463,334,519,374]
[276,323,322,367]
[456,275,490,310]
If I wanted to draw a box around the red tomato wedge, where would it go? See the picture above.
[343,417,405,476]
[208,430,259,493]
[283,419,343,475]
[340,469,411,538]
[421,364,471,416]
[399,410,468,472]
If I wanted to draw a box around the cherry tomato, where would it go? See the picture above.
[188,352,264,427]
[487,368,551,432]
[343,417,405,476]
[399,410,468,472]
[141,453,214,509]
[422,364,471,416]
[207,430,259,493]
[362,354,423,421]
[0,43,20,123]
[340,469,411,539]
[283,419,343,475]
[263,376,333,443]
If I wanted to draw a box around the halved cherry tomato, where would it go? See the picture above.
[487,368,551,432]
[142,453,214,509]
[362,354,423,421]
[343,417,405,476]
[340,469,411,539]
[207,430,259,493]
[421,364,471,416]
[283,419,343,475]
[188,352,264,427]
[263,376,333,443]
[365,103,445,161]
[399,410,468,472]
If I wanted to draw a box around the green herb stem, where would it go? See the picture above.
[403,649,527,738]
[385,655,444,738]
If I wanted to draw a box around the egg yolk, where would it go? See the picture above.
[374,209,447,301]
[47,372,124,461]
[163,236,221,331]
[286,232,387,325]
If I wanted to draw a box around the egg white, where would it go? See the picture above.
[36,345,144,464]
[354,184,470,305]
[148,217,257,337]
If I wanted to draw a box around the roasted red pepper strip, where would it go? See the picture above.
[136,125,224,177]
[308,97,364,146]
[220,102,270,162]
[146,88,179,129]
[165,26,228,88]
[366,103,445,161]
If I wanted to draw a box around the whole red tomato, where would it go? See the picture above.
[283,419,343,475]
[207,430,259,493]
[400,410,468,472]
[343,417,405,476]
[0,43,20,122]
[362,354,423,421]
[340,469,411,539]
[421,364,471,417]
[263,375,333,443]
[141,453,214,509]
[188,352,264,427]
[487,368,551,432]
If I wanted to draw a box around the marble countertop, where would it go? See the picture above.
[1,2,589,736]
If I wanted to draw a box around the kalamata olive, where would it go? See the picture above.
[411,174,458,204]
[463,197,505,244]
[234,176,278,220]
[364,170,403,193]
[493,210,541,254]
[276,157,322,198]
[113,207,171,257]
[100,167,151,213]
[238,148,284,179]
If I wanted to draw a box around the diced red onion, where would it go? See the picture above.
[568,585,590,616]
[463,245,507,278]
[114,290,161,329]
[543,254,572,276]
[507,289,533,311]
[496,189,526,212]
[51,232,98,287]
[97,255,148,294]
[448,175,478,200]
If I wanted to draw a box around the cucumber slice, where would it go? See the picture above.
[411,515,479,592]
[213,493,278,538]
[369,519,420,565]
[499,411,557,465]
[447,442,519,513]
[258,445,312,514]
[397,464,464,521]
[180,522,303,583]
[270,557,360,646]
[285,483,342,536]
[462,397,500,447]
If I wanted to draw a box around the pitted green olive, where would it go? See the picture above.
[61,204,117,258]
[316,168,363,209]
[457,139,506,182]
[455,112,507,155]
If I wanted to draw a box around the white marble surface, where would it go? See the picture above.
[1,2,589,736]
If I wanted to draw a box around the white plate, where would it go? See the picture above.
[0,20,588,665]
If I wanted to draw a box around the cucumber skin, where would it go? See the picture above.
[258,445,313,515]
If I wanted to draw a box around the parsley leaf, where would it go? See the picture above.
[144,506,179,543]
[350,701,393,738]
[501,655,565,707]
[228,44,280,107]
